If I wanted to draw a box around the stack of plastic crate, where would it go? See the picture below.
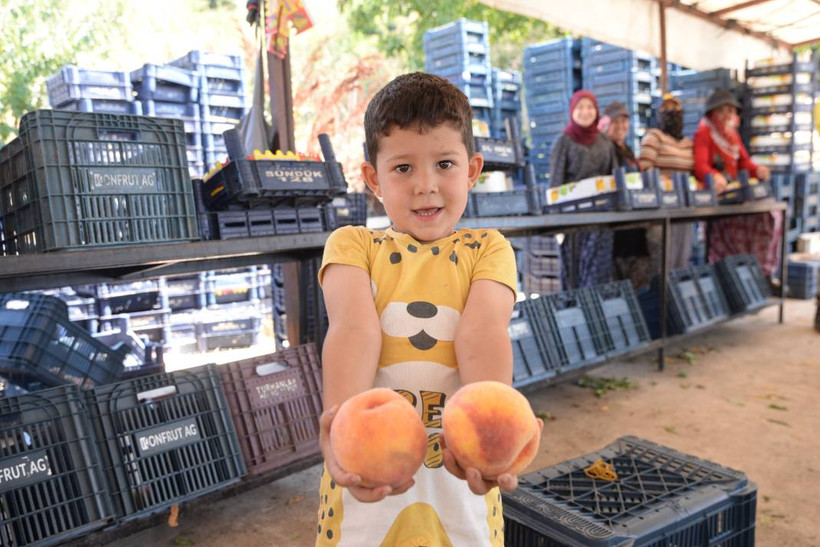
[170,50,249,172]
[491,68,522,139]
[581,38,659,151]
[744,52,818,174]
[523,38,582,184]
[46,66,140,115]
[794,172,820,236]
[786,254,820,299]
[668,67,737,138]
[519,235,562,296]
[423,19,494,132]
[131,63,203,178]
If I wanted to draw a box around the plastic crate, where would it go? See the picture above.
[510,302,559,389]
[0,293,128,391]
[423,19,489,53]
[464,189,536,217]
[669,68,735,90]
[770,173,795,201]
[530,290,608,372]
[198,204,334,240]
[170,50,244,70]
[474,136,525,168]
[133,79,198,104]
[584,281,650,358]
[522,254,561,277]
[794,172,820,198]
[47,66,132,107]
[201,132,347,209]
[503,435,757,547]
[0,385,114,546]
[331,193,367,227]
[207,270,261,306]
[677,172,717,207]
[87,364,246,521]
[59,98,143,115]
[200,103,246,124]
[716,255,772,313]
[522,273,562,296]
[219,344,322,476]
[0,110,198,253]
[786,257,820,299]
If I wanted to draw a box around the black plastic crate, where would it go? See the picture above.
[786,257,820,299]
[679,172,717,207]
[0,385,113,546]
[199,204,334,240]
[522,273,561,296]
[690,264,732,321]
[96,281,162,316]
[0,110,198,253]
[201,132,347,209]
[716,255,772,313]
[87,364,246,521]
[331,193,368,227]
[510,301,559,389]
[522,254,561,277]
[474,136,524,169]
[657,173,685,208]
[206,269,261,306]
[584,281,650,358]
[504,435,757,547]
[529,290,607,372]
[667,267,723,333]
[0,293,127,391]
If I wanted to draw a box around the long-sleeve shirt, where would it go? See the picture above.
[638,128,694,176]
[549,133,617,186]
[692,123,759,182]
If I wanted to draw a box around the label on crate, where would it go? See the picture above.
[475,139,516,163]
[250,370,303,406]
[134,417,201,457]
[261,163,327,185]
[85,167,161,193]
[0,450,53,492]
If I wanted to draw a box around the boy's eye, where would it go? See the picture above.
[438,160,454,169]
[394,164,411,173]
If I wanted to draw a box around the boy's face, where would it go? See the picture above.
[362,123,483,243]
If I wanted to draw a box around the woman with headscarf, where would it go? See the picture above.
[693,89,782,279]
[639,94,695,272]
[550,90,618,289]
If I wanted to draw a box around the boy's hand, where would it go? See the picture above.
[439,418,544,495]
[319,405,416,503]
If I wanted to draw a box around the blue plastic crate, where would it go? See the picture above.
[59,98,143,115]
[504,436,757,547]
[170,49,244,69]
[423,18,489,52]
[199,88,248,109]
[140,99,199,119]
[425,46,491,77]
[133,78,198,104]
[47,66,132,107]
[717,254,772,313]
[670,68,735,90]
[131,63,199,88]
[510,301,559,389]
[584,281,650,358]
[201,103,247,124]
[524,38,581,69]
[786,258,820,299]
[794,172,820,197]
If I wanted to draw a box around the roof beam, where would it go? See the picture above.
[666,0,792,49]
[792,36,820,47]
[710,0,774,17]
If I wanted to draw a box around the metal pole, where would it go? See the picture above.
[659,0,669,94]
[779,208,787,324]
[658,217,671,371]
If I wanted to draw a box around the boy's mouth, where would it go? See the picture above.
[413,207,442,218]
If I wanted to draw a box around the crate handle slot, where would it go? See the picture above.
[255,362,290,376]
[97,128,141,142]
[138,385,178,403]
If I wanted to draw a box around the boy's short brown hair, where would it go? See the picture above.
[364,72,475,167]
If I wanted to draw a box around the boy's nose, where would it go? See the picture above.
[414,170,438,194]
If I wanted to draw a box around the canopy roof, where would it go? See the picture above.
[478,0,819,73]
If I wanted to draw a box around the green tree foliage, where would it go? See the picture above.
[0,0,125,142]
[337,0,564,70]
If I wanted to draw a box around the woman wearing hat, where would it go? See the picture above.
[550,90,618,289]
[693,89,782,278]
[600,101,639,172]
[640,93,696,272]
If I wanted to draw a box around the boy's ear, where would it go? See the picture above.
[361,161,382,197]
[467,153,484,189]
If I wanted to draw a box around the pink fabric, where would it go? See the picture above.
[708,211,784,276]
[563,90,600,146]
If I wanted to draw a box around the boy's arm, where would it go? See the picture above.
[454,279,515,385]
[321,263,381,410]
[319,264,415,502]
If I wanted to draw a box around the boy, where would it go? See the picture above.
[316,73,538,546]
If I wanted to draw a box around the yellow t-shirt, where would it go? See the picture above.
[315,225,517,547]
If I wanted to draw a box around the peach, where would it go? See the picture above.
[442,381,540,478]
[330,388,427,487]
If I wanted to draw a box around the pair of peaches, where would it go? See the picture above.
[330,382,541,487]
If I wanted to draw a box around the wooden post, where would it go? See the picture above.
[659,0,668,94]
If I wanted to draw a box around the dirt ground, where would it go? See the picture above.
[106,299,818,547]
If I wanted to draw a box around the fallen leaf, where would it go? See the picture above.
[726,398,745,407]
[763,495,771,503]
[174,539,195,546]
[663,426,678,435]
[679,383,691,389]
[287,495,305,505]
[650,381,658,386]
[766,419,790,427]
[768,404,788,411]
[696,385,706,390]
[677,371,688,379]
[168,504,180,528]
